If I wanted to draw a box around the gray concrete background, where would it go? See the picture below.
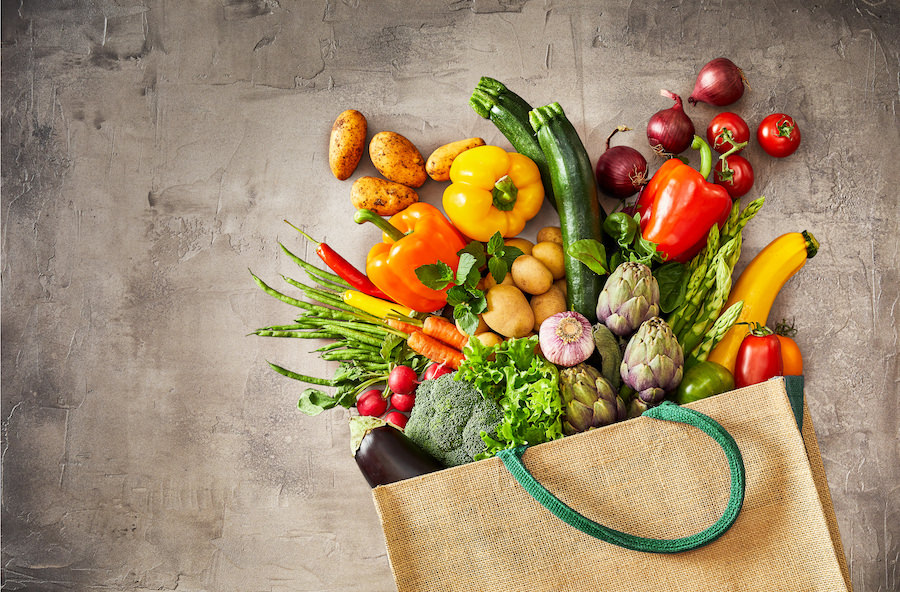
[1,1,897,591]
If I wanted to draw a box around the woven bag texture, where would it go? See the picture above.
[373,378,850,592]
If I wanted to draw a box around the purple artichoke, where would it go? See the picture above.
[620,317,683,404]
[596,262,660,337]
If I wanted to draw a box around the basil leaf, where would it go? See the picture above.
[298,389,338,416]
[654,261,687,313]
[567,239,609,276]
[603,212,639,248]
[415,261,454,290]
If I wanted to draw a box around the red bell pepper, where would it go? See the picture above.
[636,135,733,263]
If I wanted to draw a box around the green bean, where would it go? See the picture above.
[250,271,308,309]
[256,323,306,332]
[279,242,352,289]
[268,361,334,386]
[321,350,384,362]
[254,330,334,339]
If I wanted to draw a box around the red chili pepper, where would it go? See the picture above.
[636,135,733,262]
[734,323,784,388]
[287,222,393,301]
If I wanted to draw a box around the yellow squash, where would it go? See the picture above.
[707,231,819,373]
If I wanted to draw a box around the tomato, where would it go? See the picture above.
[776,335,803,375]
[706,112,750,154]
[757,113,801,157]
[713,154,754,199]
[734,325,784,388]
[674,361,735,404]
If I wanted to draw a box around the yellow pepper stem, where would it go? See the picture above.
[492,175,518,212]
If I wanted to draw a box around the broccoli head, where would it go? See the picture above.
[404,374,503,467]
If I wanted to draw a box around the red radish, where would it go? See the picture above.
[356,389,387,417]
[423,362,453,381]
[390,392,416,413]
[384,411,408,429]
[388,365,419,395]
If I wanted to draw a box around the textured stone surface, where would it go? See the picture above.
[1,1,897,591]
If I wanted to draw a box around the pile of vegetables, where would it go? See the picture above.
[252,59,817,488]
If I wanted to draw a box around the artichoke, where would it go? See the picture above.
[620,316,684,404]
[559,363,627,434]
[596,262,660,337]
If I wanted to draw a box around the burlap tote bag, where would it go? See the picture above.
[373,377,851,591]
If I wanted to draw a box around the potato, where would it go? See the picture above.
[457,315,489,336]
[350,176,419,215]
[553,278,567,296]
[504,237,534,256]
[530,286,567,332]
[481,271,515,291]
[473,331,503,348]
[481,285,534,338]
[329,109,367,181]
[426,137,485,182]
[369,131,427,188]
[536,226,563,245]
[510,255,554,295]
[531,241,565,280]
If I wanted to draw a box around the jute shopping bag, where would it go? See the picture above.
[372,377,850,592]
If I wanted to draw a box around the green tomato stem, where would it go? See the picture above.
[691,135,714,179]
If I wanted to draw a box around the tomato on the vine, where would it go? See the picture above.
[757,113,801,157]
[706,112,750,154]
[713,154,754,199]
[734,324,784,388]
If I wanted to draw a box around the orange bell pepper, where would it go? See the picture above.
[354,203,467,313]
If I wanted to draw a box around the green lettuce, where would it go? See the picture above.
[456,336,563,458]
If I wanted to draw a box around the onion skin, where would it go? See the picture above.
[647,90,695,156]
[688,58,749,107]
[595,126,648,198]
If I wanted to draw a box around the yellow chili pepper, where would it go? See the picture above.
[442,145,545,242]
[342,290,413,319]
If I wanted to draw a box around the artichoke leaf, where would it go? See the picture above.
[591,323,623,390]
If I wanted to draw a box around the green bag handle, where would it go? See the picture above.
[497,401,746,554]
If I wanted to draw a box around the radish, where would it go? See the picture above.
[384,411,408,429]
[423,362,453,381]
[390,392,416,413]
[357,389,387,417]
[388,365,419,395]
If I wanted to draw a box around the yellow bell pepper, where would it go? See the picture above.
[442,145,544,242]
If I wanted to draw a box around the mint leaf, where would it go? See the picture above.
[567,239,610,276]
[454,305,480,336]
[415,261,454,290]
[458,241,487,270]
[446,285,471,307]
[455,252,480,288]
[486,232,505,256]
[500,245,523,268]
[468,288,487,314]
[488,256,509,284]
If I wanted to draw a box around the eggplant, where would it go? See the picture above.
[351,419,443,487]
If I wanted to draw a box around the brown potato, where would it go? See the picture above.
[369,131,427,188]
[473,331,504,348]
[530,287,567,332]
[536,226,563,245]
[329,109,367,180]
[504,237,534,256]
[552,278,567,296]
[426,137,485,182]
[531,241,565,280]
[510,255,554,295]
[481,285,534,338]
[481,271,515,291]
[350,176,419,215]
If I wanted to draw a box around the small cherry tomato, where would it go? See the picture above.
[674,361,735,404]
[713,154,755,199]
[757,113,801,157]
[734,324,784,388]
[776,335,803,375]
[707,112,750,154]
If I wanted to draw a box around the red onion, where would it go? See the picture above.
[688,57,749,107]
[646,89,695,156]
[594,126,648,199]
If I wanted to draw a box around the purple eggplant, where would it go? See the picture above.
[352,419,443,487]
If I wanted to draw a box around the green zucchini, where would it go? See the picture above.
[530,102,606,322]
[469,77,556,210]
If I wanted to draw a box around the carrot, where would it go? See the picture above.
[407,331,465,370]
[384,318,420,335]
[422,315,469,350]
